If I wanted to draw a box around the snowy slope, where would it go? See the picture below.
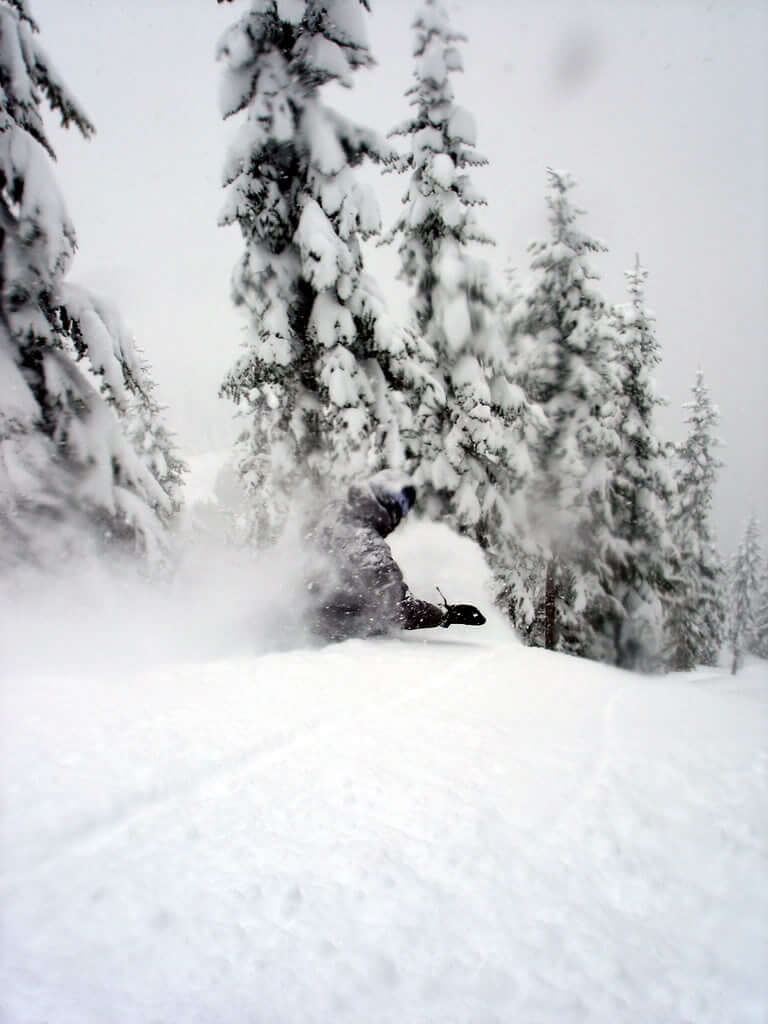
[1,466,767,1024]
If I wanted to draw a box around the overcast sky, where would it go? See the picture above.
[34,0,768,554]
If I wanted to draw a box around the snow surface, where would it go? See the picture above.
[1,456,767,1024]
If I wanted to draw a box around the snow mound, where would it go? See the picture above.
[391,516,514,644]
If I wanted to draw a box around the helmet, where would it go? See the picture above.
[368,471,417,529]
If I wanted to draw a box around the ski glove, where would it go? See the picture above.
[440,603,487,627]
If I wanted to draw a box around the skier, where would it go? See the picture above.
[304,471,486,643]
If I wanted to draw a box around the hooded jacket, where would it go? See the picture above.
[304,481,446,642]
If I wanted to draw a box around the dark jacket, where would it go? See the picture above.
[304,483,445,642]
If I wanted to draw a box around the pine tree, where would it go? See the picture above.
[217,0,400,545]
[727,514,762,674]
[125,357,187,526]
[0,1,170,568]
[488,263,547,637]
[752,557,768,659]
[664,370,726,670]
[603,257,677,670]
[514,170,620,657]
[384,0,530,540]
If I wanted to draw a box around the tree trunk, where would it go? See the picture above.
[544,557,557,650]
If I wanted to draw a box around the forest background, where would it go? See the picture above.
[33,0,768,556]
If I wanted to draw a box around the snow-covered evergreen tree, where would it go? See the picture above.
[497,262,523,322]
[512,170,620,656]
[217,0,401,545]
[727,514,762,674]
[664,370,726,670]
[602,257,677,670]
[0,1,170,568]
[125,356,187,526]
[752,557,768,659]
[487,263,547,637]
[384,0,531,540]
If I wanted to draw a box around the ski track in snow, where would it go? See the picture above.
[0,643,500,891]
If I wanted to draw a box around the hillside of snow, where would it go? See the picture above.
[1,455,766,1024]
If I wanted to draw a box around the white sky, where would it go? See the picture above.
[34,0,768,555]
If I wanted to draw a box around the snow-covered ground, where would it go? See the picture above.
[1,464,766,1024]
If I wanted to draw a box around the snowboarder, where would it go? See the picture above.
[303,471,486,643]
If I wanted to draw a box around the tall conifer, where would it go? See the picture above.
[0,1,170,567]
[218,0,399,545]
[602,257,677,669]
[385,0,530,542]
[514,170,619,656]
[727,514,762,673]
[751,556,768,659]
[665,371,726,669]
